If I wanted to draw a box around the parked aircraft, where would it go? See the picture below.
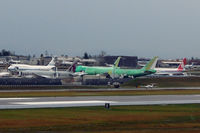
[74,57,121,77]
[9,59,21,64]
[144,83,156,89]
[0,71,11,77]
[154,58,186,76]
[8,57,55,72]
[0,60,5,65]
[61,61,81,65]
[20,60,78,78]
[21,69,73,78]
[185,62,200,70]
[75,57,158,78]
[184,63,193,69]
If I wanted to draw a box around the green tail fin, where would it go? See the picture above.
[114,57,121,67]
[142,56,158,70]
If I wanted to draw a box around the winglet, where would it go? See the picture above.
[142,56,158,70]
[114,57,121,67]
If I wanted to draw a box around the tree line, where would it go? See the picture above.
[0,49,15,56]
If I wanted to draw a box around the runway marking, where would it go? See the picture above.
[13,101,116,105]
[113,100,200,105]
[0,98,36,100]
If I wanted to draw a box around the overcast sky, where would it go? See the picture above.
[0,0,200,59]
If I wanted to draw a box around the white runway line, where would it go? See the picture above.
[12,101,117,105]
[0,98,36,100]
[12,100,200,107]
[113,100,200,105]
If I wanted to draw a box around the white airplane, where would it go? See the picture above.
[61,60,82,65]
[0,61,4,64]
[140,83,156,89]
[9,59,21,64]
[21,69,74,78]
[154,58,186,76]
[20,60,79,78]
[185,62,200,70]
[8,57,55,72]
[184,63,193,69]
[0,71,11,77]
[144,84,155,89]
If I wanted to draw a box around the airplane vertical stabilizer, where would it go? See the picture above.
[47,57,55,66]
[142,56,158,70]
[67,60,79,72]
[113,57,121,68]
[178,58,186,71]
[110,57,121,79]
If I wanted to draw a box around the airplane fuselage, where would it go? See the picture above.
[8,64,55,72]
[21,70,73,78]
[75,66,156,77]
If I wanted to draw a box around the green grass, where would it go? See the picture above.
[1,105,200,132]
[0,85,108,90]
[1,89,200,97]
[123,77,200,87]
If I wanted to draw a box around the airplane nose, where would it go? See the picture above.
[8,66,16,71]
[8,66,12,70]
[8,67,12,71]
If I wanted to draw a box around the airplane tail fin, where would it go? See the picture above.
[108,57,121,79]
[142,56,158,71]
[113,57,121,68]
[183,58,187,66]
[177,58,186,71]
[47,57,55,66]
[67,60,79,73]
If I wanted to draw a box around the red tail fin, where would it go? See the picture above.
[177,58,186,71]
[183,58,187,65]
[177,64,183,71]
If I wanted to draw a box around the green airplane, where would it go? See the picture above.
[75,56,158,78]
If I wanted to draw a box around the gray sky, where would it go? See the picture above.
[0,0,200,59]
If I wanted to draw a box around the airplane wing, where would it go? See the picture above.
[31,73,52,79]
[73,72,87,76]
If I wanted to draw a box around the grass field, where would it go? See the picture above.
[1,89,200,97]
[0,104,200,132]
[124,77,200,87]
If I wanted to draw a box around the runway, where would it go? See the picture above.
[1,95,200,109]
[1,87,200,92]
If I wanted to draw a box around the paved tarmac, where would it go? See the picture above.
[1,95,200,109]
[1,87,200,92]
